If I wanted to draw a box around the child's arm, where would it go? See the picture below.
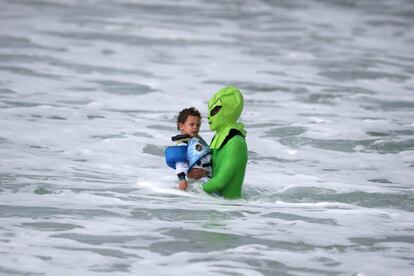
[176,162,189,190]
[177,179,188,190]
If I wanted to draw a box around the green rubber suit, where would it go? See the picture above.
[202,86,248,199]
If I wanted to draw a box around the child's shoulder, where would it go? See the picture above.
[172,134,191,145]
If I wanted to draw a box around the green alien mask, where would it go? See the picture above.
[208,86,246,149]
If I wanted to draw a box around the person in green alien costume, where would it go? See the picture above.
[192,86,248,199]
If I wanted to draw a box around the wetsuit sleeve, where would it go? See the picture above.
[175,161,188,180]
[202,136,247,194]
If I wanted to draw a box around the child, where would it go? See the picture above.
[165,107,211,190]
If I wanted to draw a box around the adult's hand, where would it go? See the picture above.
[188,168,208,180]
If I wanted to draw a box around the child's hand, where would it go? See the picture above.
[177,180,188,191]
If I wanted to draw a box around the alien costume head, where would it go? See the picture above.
[208,86,246,149]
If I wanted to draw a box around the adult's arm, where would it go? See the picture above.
[202,136,246,194]
[187,168,208,180]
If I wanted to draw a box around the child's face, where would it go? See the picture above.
[179,115,201,137]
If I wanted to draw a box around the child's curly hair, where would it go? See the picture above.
[176,107,201,130]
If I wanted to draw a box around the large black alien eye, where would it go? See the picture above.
[210,105,222,117]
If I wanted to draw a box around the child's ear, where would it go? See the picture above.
[178,123,184,131]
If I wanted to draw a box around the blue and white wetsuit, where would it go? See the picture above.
[165,135,212,181]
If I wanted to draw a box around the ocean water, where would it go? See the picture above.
[1,0,413,275]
